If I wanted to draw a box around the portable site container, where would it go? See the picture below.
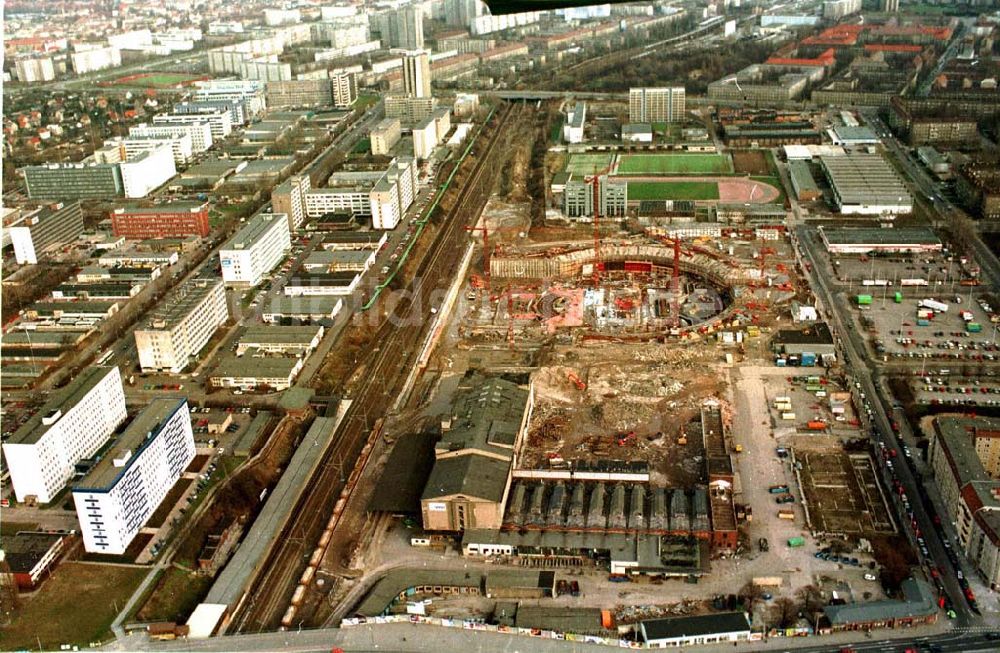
[781,412,796,420]
[894,292,903,303]
[968,323,983,333]
[774,396,792,404]
[778,510,795,520]
[856,295,872,306]
[917,319,930,327]
[787,536,805,547]
[775,358,787,367]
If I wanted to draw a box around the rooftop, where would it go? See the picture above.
[210,354,301,380]
[140,278,223,331]
[74,397,186,490]
[819,226,940,246]
[238,325,322,346]
[222,213,288,251]
[114,202,207,215]
[438,375,530,456]
[265,296,343,316]
[641,612,750,641]
[823,577,937,625]
[8,366,119,446]
[1,531,66,574]
[821,154,911,205]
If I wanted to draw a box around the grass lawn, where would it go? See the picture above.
[616,153,733,175]
[627,181,720,201]
[352,138,370,154]
[564,153,614,176]
[3,562,148,650]
[135,566,213,623]
[1,521,39,536]
[750,176,787,204]
[143,73,202,86]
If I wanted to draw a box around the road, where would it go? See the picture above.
[795,225,977,628]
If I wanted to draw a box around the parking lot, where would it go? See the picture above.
[852,293,1000,361]
[828,251,977,289]
[909,375,1000,407]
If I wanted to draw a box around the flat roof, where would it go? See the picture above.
[514,606,605,635]
[287,272,358,287]
[265,296,343,315]
[368,432,437,513]
[231,158,294,177]
[820,226,940,246]
[772,322,834,346]
[140,279,222,330]
[210,355,300,379]
[321,231,385,244]
[233,411,273,456]
[115,202,206,215]
[641,612,750,641]
[820,154,911,205]
[75,397,186,490]
[824,577,937,625]
[832,125,879,142]
[1,531,65,573]
[222,213,287,251]
[204,415,342,607]
[933,416,1000,489]
[9,367,118,446]
[239,325,322,345]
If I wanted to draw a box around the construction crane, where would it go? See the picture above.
[465,225,493,290]
[671,238,682,329]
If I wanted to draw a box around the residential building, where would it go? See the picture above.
[372,6,424,50]
[15,57,56,83]
[73,398,195,554]
[563,176,627,220]
[371,117,402,155]
[119,146,177,198]
[134,279,229,373]
[240,58,293,83]
[888,97,979,146]
[23,162,123,200]
[956,163,1000,220]
[2,366,127,504]
[820,154,912,215]
[412,116,438,159]
[265,80,333,108]
[111,202,210,239]
[629,87,685,123]
[305,188,371,218]
[9,201,84,265]
[130,122,214,154]
[403,50,432,98]
[70,46,121,74]
[823,0,862,19]
[385,95,438,122]
[331,70,358,108]
[421,376,534,533]
[882,0,899,11]
[153,110,232,141]
[219,213,291,287]
[708,64,822,103]
[271,175,311,231]
[121,133,194,166]
[563,102,586,144]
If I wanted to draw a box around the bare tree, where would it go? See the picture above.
[739,581,764,610]
[795,584,825,623]
[772,597,799,629]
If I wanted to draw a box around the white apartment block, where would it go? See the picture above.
[16,57,56,83]
[119,146,176,198]
[71,46,121,74]
[193,80,267,120]
[372,156,418,229]
[403,50,432,98]
[629,87,685,123]
[153,110,232,141]
[130,122,214,153]
[3,366,128,504]
[371,117,402,155]
[122,133,194,166]
[135,278,229,373]
[219,213,292,287]
[73,397,195,554]
[413,118,438,160]
[305,188,371,218]
[331,70,358,108]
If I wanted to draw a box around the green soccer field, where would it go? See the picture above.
[626,181,720,201]
[564,153,615,176]
[144,73,202,85]
[616,153,733,176]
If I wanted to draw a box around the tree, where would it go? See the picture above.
[772,597,799,629]
[795,584,825,623]
[739,580,764,610]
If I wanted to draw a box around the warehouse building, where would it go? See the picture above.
[135,278,229,373]
[219,213,291,287]
[208,354,304,391]
[788,161,821,201]
[928,416,1000,590]
[820,154,912,215]
[263,296,344,324]
[421,375,534,533]
[73,397,195,554]
[8,201,84,264]
[818,226,942,255]
[3,366,128,504]
[235,325,323,356]
[111,202,210,239]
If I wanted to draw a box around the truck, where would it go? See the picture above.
[769,484,790,494]
[787,536,805,547]
[917,308,934,319]
[960,311,974,322]
[807,421,827,430]
[919,299,949,313]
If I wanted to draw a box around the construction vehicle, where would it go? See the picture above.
[566,371,586,391]
[617,431,636,446]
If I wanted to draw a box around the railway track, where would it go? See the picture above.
[231,102,517,633]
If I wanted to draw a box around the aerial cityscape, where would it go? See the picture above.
[2,0,1000,651]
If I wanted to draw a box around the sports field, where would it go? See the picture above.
[564,153,615,176]
[627,181,720,201]
[109,72,207,87]
[616,153,733,176]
